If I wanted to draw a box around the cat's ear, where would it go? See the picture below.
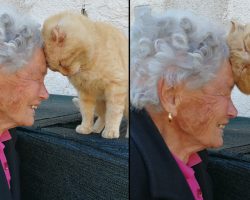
[230,21,244,33]
[51,26,66,44]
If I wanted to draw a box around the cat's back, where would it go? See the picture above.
[93,21,128,73]
[94,21,127,43]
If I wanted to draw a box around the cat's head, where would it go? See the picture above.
[227,21,250,94]
[42,11,95,77]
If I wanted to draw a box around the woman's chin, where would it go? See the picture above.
[211,137,224,149]
[19,117,35,127]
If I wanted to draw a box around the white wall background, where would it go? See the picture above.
[0,0,128,96]
[131,0,250,117]
[2,0,250,117]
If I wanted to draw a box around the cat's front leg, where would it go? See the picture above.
[76,94,95,134]
[102,87,126,139]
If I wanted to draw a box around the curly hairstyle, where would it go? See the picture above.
[0,4,42,73]
[130,6,229,110]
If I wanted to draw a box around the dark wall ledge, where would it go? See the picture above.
[16,95,128,200]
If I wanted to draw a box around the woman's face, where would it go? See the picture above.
[0,48,49,128]
[174,60,237,149]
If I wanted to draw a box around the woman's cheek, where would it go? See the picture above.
[176,96,217,135]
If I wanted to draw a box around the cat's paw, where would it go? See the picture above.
[102,128,119,139]
[72,97,80,108]
[76,125,93,134]
[93,118,105,133]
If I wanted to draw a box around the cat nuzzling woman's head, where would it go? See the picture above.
[227,21,250,94]
[42,11,96,76]
[42,11,128,139]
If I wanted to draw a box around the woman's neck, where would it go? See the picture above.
[0,113,16,135]
[147,108,203,164]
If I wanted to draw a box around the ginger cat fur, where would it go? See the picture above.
[227,21,250,94]
[42,11,128,139]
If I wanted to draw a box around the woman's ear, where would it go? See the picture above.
[157,78,177,116]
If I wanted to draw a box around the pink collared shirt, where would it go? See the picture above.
[0,130,11,189]
[173,153,203,200]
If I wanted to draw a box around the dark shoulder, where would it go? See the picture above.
[130,137,151,200]
[198,150,209,165]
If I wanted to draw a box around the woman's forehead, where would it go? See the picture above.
[202,62,234,93]
[14,48,47,79]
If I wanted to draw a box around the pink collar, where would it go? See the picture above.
[173,153,202,179]
[0,130,12,189]
[0,130,11,143]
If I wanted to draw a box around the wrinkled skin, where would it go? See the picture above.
[149,60,238,162]
[0,48,49,132]
[174,60,237,149]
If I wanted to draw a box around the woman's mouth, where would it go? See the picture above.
[31,105,38,110]
[217,124,226,129]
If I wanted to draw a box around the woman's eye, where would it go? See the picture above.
[213,91,226,97]
[218,92,231,97]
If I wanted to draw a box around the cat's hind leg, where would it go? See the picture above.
[102,86,126,139]
[93,100,106,133]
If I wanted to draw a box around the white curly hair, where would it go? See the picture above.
[0,4,42,73]
[130,5,229,110]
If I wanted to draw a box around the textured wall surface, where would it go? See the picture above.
[0,0,128,96]
[131,0,250,117]
[3,0,250,116]
[130,0,229,23]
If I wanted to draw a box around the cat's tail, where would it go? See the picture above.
[72,97,80,109]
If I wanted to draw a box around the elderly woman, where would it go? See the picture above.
[130,6,238,200]
[0,5,49,200]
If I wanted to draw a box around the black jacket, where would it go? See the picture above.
[0,129,20,200]
[130,109,213,200]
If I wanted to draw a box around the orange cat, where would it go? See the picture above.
[42,11,128,138]
[227,21,250,94]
